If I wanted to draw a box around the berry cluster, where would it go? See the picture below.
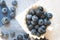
[0,0,17,25]
[26,6,53,37]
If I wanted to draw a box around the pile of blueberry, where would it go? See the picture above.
[0,0,17,25]
[26,6,53,37]
[14,34,31,40]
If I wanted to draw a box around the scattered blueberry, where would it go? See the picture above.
[24,34,29,38]
[12,0,17,6]
[2,7,7,14]
[10,12,16,18]
[11,7,16,12]
[1,17,10,25]
[17,35,23,40]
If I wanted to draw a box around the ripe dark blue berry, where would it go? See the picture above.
[47,13,53,19]
[36,32,40,37]
[12,0,17,6]
[26,14,32,20]
[10,12,15,18]
[32,15,38,22]
[31,21,37,25]
[38,6,44,11]
[31,29,36,35]
[38,19,43,25]
[24,34,29,38]
[35,25,39,29]
[11,7,16,12]
[28,24,34,30]
[38,25,46,34]
[17,35,23,40]
[2,7,7,14]
[43,19,48,26]
[28,9,35,15]
[1,17,10,24]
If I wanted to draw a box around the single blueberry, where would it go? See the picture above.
[12,0,17,6]
[47,13,53,19]
[28,9,35,15]
[43,19,48,26]
[38,6,44,11]
[10,12,16,18]
[26,14,32,20]
[38,19,44,25]
[36,32,40,37]
[28,24,34,30]
[31,29,36,35]
[24,34,29,38]
[11,7,16,12]
[35,25,39,29]
[31,21,37,26]
[2,7,7,14]
[32,15,38,22]
[17,35,23,40]
[1,17,10,25]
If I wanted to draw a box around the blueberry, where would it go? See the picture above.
[36,32,40,37]
[43,12,47,17]
[47,13,53,19]
[38,19,43,25]
[38,6,44,11]
[32,15,38,22]
[17,35,23,40]
[35,8,43,16]
[31,21,37,25]
[47,20,51,25]
[43,19,48,26]
[10,32,15,38]
[41,25,46,29]
[12,0,17,6]
[26,20,31,25]
[2,7,7,14]
[10,12,15,18]
[24,34,29,38]
[26,14,32,20]
[5,33,9,39]
[38,27,42,33]
[28,24,34,30]
[0,0,6,6]
[35,25,39,29]
[38,26,46,34]
[1,17,10,24]
[28,9,35,15]
[14,39,17,40]
[11,7,16,12]
[31,29,36,35]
